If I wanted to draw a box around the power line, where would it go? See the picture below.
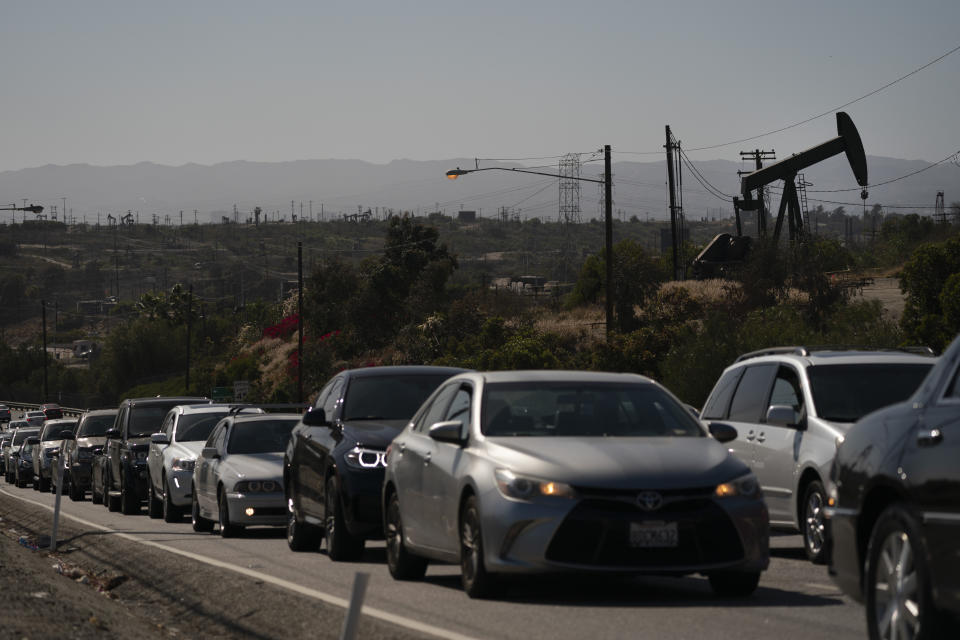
[807,150,960,192]
[617,42,960,155]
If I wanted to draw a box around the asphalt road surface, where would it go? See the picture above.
[0,477,869,640]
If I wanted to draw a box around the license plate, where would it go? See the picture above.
[629,521,678,548]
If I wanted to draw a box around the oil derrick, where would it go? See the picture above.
[559,154,582,225]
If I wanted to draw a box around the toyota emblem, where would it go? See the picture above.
[636,491,663,511]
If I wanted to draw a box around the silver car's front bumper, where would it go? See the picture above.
[479,487,769,576]
[225,491,286,527]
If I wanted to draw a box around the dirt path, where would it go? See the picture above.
[857,276,906,322]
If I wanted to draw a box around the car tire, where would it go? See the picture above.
[15,471,26,488]
[192,493,214,533]
[147,477,162,519]
[708,571,761,597]
[385,491,427,580]
[162,476,181,523]
[218,489,242,538]
[91,475,103,504]
[120,474,139,515]
[802,480,830,565]
[68,475,84,502]
[325,475,364,561]
[286,495,321,552]
[865,504,945,640]
[460,495,498,599]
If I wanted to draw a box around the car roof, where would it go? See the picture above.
[81,409,119,417]
[466,370,656,385]
[230,413,302,423]
[731,347,936,368]
[122,396,210,407]
[341,365,470,379]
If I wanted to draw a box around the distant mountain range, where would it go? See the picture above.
[1,155,957,224]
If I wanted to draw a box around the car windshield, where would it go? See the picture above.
[482,382,705,437]
[226,419,297,454]
[175,412,229,442]
[342,374,453,421]
[808,363,934,422]
[12,430,39,445]
[41,421,77,440]
[129,406,179,437]
[78,414,115,437]
[26,411,44,418]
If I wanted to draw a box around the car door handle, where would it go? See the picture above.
[746,430,756,441]
[756,431,766,443]
[423,452,431,466]
[917,428,943,447]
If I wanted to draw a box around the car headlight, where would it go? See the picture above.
[715,472,761,499]
[494,469,577,501]
[344,446,386,469]
[135,450,148,462]
[171,457,195,472]
[233,480,280,493]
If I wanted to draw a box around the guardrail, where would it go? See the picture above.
[0,401,87,419]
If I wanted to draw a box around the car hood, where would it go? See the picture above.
[484,436,749,490]
[220,452,284,481]
[169,441,205,458]
[77,436,106,449]
[342,419,407,449]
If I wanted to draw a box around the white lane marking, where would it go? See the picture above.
[1,487,479,640]
[804,582,841,592]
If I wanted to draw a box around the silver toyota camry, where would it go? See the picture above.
[382,370,769,598]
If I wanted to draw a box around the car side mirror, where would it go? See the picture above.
[766,405,798,428]
[428,420,466,445]
[151,432,170,445]
[105,428,120,439]
[301,407,328,427]
[201,446,220,459]
[707,422,738,443]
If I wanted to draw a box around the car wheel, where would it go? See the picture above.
[162,476,181,523]
[147,477,162,519]
[191,493,214,533]
[865,504,943,640]
[708,571,761,597]
[15,471,26,488]
[802,480,830,564]
[460,495,498,599]
[218,489,242,538]
[120,474,139,515]
[286,495,321,552]
[91,474,103,504]
[68,475,84,502]
[325,475,364,561]
[385,491,427,580]
[33,475,41,491]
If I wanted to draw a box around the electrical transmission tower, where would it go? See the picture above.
[558,153,582,225]
[934,191,946,224]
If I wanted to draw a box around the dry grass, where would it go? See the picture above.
[532,306,606,343]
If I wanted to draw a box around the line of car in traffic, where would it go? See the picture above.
[0,341,957,638]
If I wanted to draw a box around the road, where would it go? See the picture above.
[0,476,869,640]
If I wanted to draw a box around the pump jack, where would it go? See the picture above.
[739,111,868,243]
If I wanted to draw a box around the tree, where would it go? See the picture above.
[899,236,960,350]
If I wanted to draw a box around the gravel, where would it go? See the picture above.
[0,491,429,639]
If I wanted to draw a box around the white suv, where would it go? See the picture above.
[700,347,936,563]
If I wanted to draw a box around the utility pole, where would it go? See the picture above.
[604,144,613,336]
[185,284,193,393]
[297,242,304,404]
[41,300,48,402]
[739,149,776,237]
[665,126,680,280]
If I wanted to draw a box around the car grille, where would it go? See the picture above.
[545,495,744,568]
[249,507,285,517]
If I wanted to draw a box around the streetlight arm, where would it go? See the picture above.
[445,166,603,184]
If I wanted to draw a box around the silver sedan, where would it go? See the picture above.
[192,413,300,537]
[383,370,769,598]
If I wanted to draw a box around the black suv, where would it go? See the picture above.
[93,396,208,514]
[285,366,467,559]
[827,333,960,639]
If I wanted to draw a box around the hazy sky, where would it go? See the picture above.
[3,0,959,174]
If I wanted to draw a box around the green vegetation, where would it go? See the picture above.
[0,208,958,410]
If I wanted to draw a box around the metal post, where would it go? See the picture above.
[603,145,613,337]
[665,127,679,280]
[50,453,65,551]
[297,242,304,404]
[339,572,370,640]
[185,284,193,393]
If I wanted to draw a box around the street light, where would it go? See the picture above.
[446,145,614,337]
